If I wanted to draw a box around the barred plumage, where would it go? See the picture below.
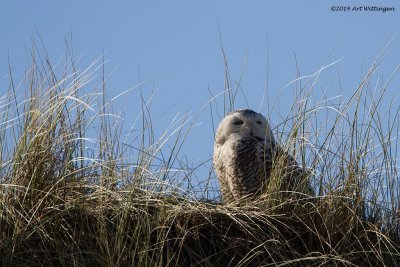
[213,109,309,205]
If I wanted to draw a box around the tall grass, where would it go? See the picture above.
[0,41,399,266]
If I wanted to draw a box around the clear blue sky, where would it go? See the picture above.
[1,1,399,195]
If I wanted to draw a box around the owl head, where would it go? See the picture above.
[215,109,275,146]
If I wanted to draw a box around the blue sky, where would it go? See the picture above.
[1,1,399,194]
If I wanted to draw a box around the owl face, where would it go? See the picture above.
[215,109,275,146]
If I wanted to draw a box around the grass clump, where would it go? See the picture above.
[0,41,399,266]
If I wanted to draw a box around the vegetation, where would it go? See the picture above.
[0,41,399,266]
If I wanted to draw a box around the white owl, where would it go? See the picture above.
[213,109,309,205]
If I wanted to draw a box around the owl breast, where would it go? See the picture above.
[215,136,274,203]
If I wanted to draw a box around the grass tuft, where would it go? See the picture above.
[0,41,399,266]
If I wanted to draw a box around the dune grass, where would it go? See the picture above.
[0,41,399,266]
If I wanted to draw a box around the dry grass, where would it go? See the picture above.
[0,41,399,266]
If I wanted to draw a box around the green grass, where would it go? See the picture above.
[0,41,399,266]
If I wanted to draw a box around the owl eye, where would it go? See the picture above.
[256,121,262,124]
[233,120,244,125]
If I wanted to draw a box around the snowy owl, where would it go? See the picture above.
[213,109,309,205]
